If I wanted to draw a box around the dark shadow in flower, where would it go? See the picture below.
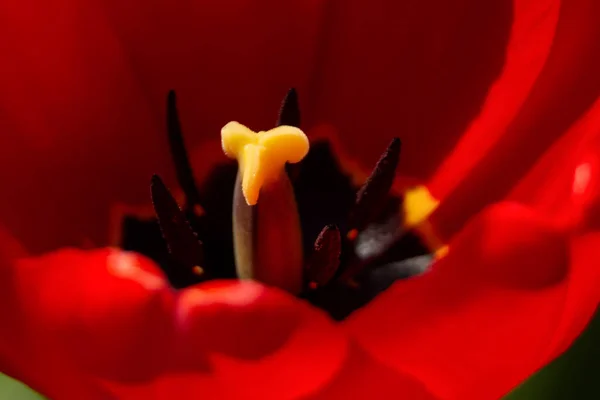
[119,89,434,320]
[292,140,356,254]
[120,140,365,278]
[304,255,433,321]
[121,162,239,280]
[119,138,431,319]
[306,0,514,181]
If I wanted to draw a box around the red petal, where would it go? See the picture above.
[0,0,164,253]
[99,0,323,131]
[1,247,349,399]
[0,245,131,398]
[345,202,600,399]
[170,280,348,399]
[94,280,350,399]
[427,0,560,199]
[305,0,555,181]
[306,343,438,400]
[11,249,175,383]
[542,233,600,359]
[0,0,322,253]
[429,0,600,241]
[508,96,600,231]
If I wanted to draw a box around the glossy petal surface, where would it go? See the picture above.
[345,203,600,399]
[0,247,348,399]
[430,0,600,240]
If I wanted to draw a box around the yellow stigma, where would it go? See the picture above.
[221,122,309,205]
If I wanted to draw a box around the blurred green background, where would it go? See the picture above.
[507,309,600,400]
[1,309,598,399]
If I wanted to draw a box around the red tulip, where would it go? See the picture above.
[1,0,599,399]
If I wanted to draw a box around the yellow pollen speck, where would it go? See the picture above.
[402,186,449,256]
[434,245,449,259]
[221,122,309,205]
[347,229,358,241]
[403,186,439,228]
[192,265,204,276]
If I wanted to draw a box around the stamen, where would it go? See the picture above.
[150,174,207,288]
[402,186,439,228]
[305,225,341,289]
[221,122,309,205]
[277,88,301,127]
[349,138,401,234]
[166,90,203,211]
[401,186,446,255]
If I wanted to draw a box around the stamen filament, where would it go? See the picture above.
[150,174,207,288]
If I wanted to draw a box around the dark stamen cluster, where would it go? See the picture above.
[149,88,429,318]
[150,175,207,288]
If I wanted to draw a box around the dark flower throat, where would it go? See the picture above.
[120,89,432,320]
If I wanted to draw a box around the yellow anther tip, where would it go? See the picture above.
[401,186,447,256]
[221,122,309,205]
[403,186,439,228]
[192,265,204,276]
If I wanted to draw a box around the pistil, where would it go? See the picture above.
[222,122,309,294]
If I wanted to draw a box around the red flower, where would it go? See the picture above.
[0,0,599,399]
[1,168,599,399]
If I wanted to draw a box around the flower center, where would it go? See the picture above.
[125,89,441,319]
